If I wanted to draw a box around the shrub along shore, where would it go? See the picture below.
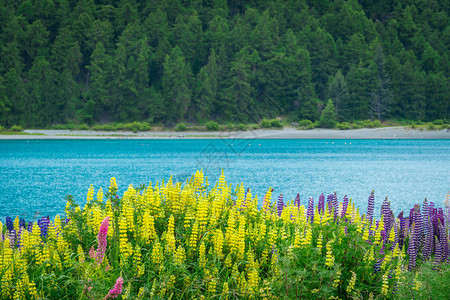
[1,171,449,299]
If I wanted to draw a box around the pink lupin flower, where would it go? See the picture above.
[103,276,123,299]
[96,217,110,265]
[89,246,96,259]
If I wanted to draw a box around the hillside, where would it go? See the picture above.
[0,0,448,127]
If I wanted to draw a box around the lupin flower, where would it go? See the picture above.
[5,216,13,232]
[332,192,338,217]
[37,217,50,237]
[318,193,325,214]
[294,193,300,208]
[96,216,110,265]
[19,219,26,229]
[341,195,349,218]
[408,224,418,270]
[103,276,123,299]
[326,194,333,214]
[422,218,433,261]
[438,223,447,262]
[367,190,375,224]
[307,197,314,223]
[276,194,284,217]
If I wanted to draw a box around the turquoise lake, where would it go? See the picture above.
[0,139,449,221]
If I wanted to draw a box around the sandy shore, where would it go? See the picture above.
[0,127,449,139]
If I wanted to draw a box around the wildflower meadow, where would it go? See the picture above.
[1,171,449,299]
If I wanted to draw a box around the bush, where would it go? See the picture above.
[337,122,352,130]
[236,123,247,131]
[298,119,313,127]
[175,123,187,132]
[205,121,219,131]
[305,121,318,129]
[433,119,444,125]
[269,119,283,128]
[78,124,90,130]
[427,122,435,130]
[92,124,115,131]
[260,119,271,128]
[0,125,5,131]
[10,125,23,132]
[372,120,382,128]
[140,122,151,131]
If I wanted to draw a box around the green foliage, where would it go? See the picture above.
[236,123,247,131]
[270,119,283,128]
[260,119,271,128]
[337,122,352,130]
[0,125,5,131]
[426,122,435,130]
[319,100,337,128]
[260,118,283,129]
[175,123,187,132]
[433,119,444,125]
[205,121,219,131]
[397,262,450,300]
[0,0,448,128]
[298,119,313,127]
[10,125,23,132]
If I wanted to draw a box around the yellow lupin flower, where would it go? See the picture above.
[151,240,163,265]
[325,240,335,268]
[199,242,206,268]
[346,271,356,294]
[381,271,389,296]
[316,232,323,250]
[332,270,341,287]
[109,177,118,194]
[174,245,186,265]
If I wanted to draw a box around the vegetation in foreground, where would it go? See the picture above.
[1,171,449,299]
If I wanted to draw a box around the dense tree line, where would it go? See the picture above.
[0,0,448,127]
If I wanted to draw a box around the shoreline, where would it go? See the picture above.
[0,127,449,140]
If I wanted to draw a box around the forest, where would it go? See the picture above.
[0,0,448,128]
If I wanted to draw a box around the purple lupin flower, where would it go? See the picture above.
[408,224,418,270]
[307,197,314,223]
[428,202,435,216]
[37,217,50,237]
[104,276,123,299]
[19,219,26,229]
[434,236,442,265]
[422,198,429,231]
[294,193,300,208]
[27,222,33,232]
[332,192,338,218]
[341,195,349,218]
[318,193,325,214]
[367,190,375,224]
[276,194,284,217]
[439,223,447,262]
[5,217,13,232]
[423,217,433,261]
[398,212,406,249]
[9,229,15,248]
[326,194,333,214]
[380,197,392,233]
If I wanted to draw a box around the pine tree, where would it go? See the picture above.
[370,44,393,121]
[319,99,337,128]
[327,70,349,121]
[162,46,193,123]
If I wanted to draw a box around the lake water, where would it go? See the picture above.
[0,139,448,221]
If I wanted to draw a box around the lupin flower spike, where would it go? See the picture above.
[96,217,110,264]
[103,276,124,299]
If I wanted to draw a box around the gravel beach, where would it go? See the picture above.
[0,127,449,139]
